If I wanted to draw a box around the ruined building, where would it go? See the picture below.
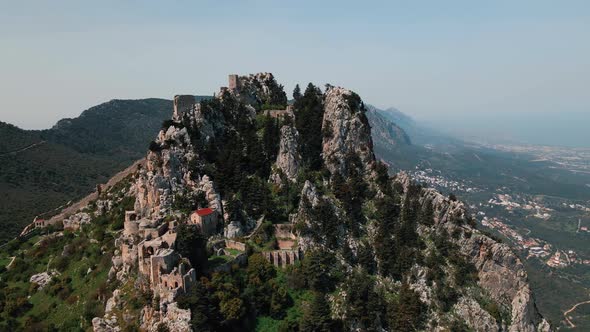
[262,223,302,268]
[173,95,196,120]
[228,74,239,91]
[119,210,197,300]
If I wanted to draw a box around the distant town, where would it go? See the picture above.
[409,166,590,269]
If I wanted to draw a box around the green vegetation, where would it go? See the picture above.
[176,223,208,270]
[293,83,325,171]
[0,175,134,330]
[0,99,176,244]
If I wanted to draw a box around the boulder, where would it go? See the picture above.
[29,271,57,290]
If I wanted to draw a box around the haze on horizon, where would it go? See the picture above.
[1,1,589,147]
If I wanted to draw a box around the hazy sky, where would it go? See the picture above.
[1,1,589,144]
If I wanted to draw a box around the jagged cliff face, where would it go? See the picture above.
[271,125,302,183]
[322,87,376,177]
[397,173,551,331]
[134,126,196,217]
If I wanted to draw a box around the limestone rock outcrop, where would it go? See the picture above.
[92,317,120,332]
[322,87,375,177]
[294,180,343,251]
[140,302,191,332]
[398,173,552,332]
[229,72,287,108]
[29,271,58,290]
[197,174,222,212]
[453,297,500,332]
[62,211,91,230]
[87,73,551,332]
[135,126,196,218]
[271,125,301,184]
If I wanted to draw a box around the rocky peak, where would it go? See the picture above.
[322,86,375,176]
[228,72,287,108]
[271,125,302,184]
[61,73,552,332]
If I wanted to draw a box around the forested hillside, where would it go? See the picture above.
[0,99,178,243]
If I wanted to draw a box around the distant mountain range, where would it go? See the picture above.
[370,107,590,202]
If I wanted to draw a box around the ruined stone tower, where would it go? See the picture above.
[173,95,196,120]
[228,74,239,91]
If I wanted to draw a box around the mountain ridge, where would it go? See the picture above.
[92,74,550,330]
[0,78,554,330]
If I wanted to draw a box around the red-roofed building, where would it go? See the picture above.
[34,217,46,228]
[190,207,220,236]
[195,208,214,217]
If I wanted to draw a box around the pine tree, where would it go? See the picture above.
[270,285,292,319]
[418,200,435,226]
[300,292,334,332]
[177,280,222,331]
[175,224,207,270]
[293,84,302,101]
[303,250,337,292]
[294,83,324,170]
[387,282,425,331]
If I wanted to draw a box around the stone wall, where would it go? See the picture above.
[121,243,137,266]
[277,239,296,250]
[228,74,239,91]
[149,249,179,284]
[264,109,293,119]
[173,95,196,120]
[225,239,246,252]
[212,253,248,273]
[263,249,301,268]
[158,263,195,295]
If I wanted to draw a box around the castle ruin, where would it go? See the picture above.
[261,223,301,267]
[173,95,196,120]
[228,74,239,91]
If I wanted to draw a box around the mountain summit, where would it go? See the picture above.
[1,73,551,331]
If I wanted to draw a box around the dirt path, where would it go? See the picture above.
[0,140,46,156]
[6,256,15,268]
[564,300,590,328]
